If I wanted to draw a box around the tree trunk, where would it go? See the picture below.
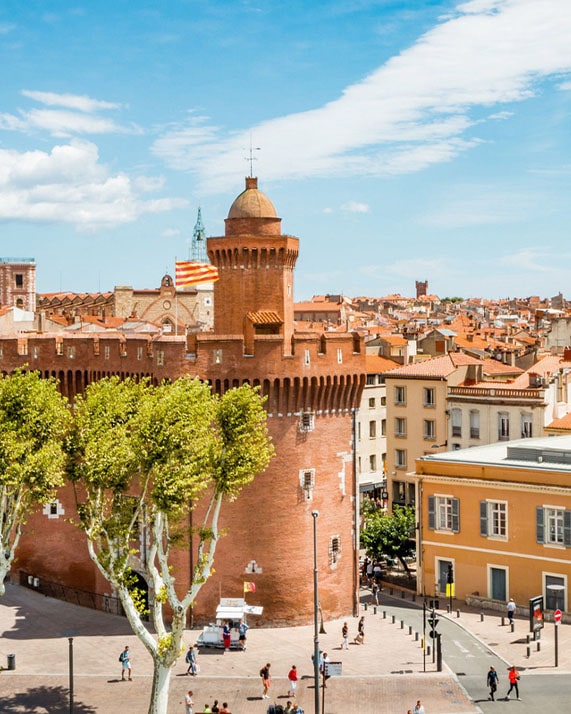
[148,659,172,714]
[398,555,410,574]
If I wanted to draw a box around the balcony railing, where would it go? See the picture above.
[449,386,544,400]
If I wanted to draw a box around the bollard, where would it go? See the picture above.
[391,615,395,624]
[364,603,368,611]
[373,606,377,615]
[400,620,404,629]
[447,604,451,614]
[510,622,515,633]
[537,641,541,652]
[383,610,386,619]
[480,612,484,622]
[427,645,431,657]
[408,625,413,635]
[415,632,419,641]
[7,654,15,671]
[456,609,460,618]
[526,634,530,644]
[526,645,530,658]
[501,616,505,627]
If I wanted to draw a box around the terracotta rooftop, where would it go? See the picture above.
[383,353,482,378]
[365,354,400,374]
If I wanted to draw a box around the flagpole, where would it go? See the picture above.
[174,257,178,337]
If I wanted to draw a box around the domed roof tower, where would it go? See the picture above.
[208,177,299,351]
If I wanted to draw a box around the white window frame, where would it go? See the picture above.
[394,385,406,405]
[395,417,406,437]
[423,419,436,441]
[395,449,407,469]
[480,500,508,539]
[423,387,435,407]
[451,408,462,437]
[498,412,510,441]
[521,412,533,438]
[470,409,480,439]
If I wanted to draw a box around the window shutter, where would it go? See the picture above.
[536,506,544,543]
[564,510,571,547]
[451,498,460,533]
[480,501,488,537]
[428,496,435,530]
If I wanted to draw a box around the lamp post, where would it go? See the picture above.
[68,637,74,714]
[312,510,321,714]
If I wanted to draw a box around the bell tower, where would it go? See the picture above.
[207,177,299,352]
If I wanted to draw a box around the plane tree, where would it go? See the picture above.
[360,504,416,574]
[67,375,273,714]
[0,369,70,595]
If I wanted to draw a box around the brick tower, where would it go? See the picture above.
[185,176,367,624]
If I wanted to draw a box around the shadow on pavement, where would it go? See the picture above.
[0,685,97,713]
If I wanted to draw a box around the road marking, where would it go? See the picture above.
[453,640,470,654]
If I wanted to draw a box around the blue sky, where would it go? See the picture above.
[1,0,571,301]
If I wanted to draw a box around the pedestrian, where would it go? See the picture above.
[371,581,379,605]
[413,700,425,714]
[119,645,132,681]
[506,665,520,700]
[202,705,212,713]
[284,702,295,714]
[487,665,499,701]
[354,616,365,644]
[373,562,382,583]
[185,690,194,714]
[507,598,516,625]
[238,618,249,651]
[287,664,298,697]
[341,621,349,649]
[186,644,198,675]
[211,700,220,713]
[260,662,271,699]
[222,621,231,651]
[219,704,231,714]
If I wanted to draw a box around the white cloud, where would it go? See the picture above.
[0,91,138,137]
[341,201,370,214]
[0,140,185,228]
[151,0,571,192]
[161,228,181,238]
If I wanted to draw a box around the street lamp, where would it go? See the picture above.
[312,510,321,714]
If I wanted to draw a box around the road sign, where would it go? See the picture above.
[428,617,439,629]
[325,662,342,677]
[554,609,562,624]
[429,629,438,639]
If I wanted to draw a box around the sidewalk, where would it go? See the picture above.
[1,581,562,713]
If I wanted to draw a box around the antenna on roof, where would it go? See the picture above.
[245,135,261,177]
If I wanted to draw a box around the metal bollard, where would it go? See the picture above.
[480,612,484,622]
[427,645,431,656]
[373,606,377,615]
[408,625,413,635]
[383,610,386,619]
[501,616,505,627]
[537,641,541,652]
[526,635,530,644]
[391,615,395,624]
[364,603,368,611]
[510,622,515,633]
[415,632,419,641]
[526,645,531,658]
[447,604,451,614]
[7,654,15,671]
[456,609,460,618]
[400,620,404,629]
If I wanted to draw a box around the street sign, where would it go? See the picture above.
[554,609,562,624]
[429,629,438,639]
[325,662,342,677]
[427,617,439,629]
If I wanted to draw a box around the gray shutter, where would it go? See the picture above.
[452,498,460,533]
[428,496,435,530]
[480,501,488,537]
[564,510,571,547]
[536,507,544,543]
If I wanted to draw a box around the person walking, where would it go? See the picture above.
[184,690,194,714]
[260,662,271,699]
[413,700,425,714]
[185,644,198,675]
[238,619,249,651]
[371,581,379,605]
[506,665,520,700]
[354,616,365,644]
[487,665,499,701]
[287,664,298,697]
[119,645,132,681]
[507,598,516,625]
[341,621,349,649]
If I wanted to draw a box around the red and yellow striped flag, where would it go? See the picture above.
[243,581,256,593]
[175,261,219,287]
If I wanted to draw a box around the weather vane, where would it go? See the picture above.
[245,136,261,177]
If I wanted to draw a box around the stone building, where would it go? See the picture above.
[0,257,36,312]
[4,177,366,625]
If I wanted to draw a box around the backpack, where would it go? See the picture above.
[118,653,123,662]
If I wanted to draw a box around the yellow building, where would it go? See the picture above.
[416,436,571,614]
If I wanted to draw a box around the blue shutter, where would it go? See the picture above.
[452,498,460,533]
[564,511,571,547]
[536,507,544,543]
[428,496,435,530]
[480,501,488,537]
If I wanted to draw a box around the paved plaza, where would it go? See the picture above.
[0,582,569,713]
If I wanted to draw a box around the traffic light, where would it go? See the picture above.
[427,614,439,639]
[447,563,454,584]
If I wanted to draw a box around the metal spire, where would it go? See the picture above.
[246,136,261,177]
[190,207,207,262]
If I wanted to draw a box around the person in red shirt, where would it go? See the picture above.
[506,665,520,700]
[287,664,298,697]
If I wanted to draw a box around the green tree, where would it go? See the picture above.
[0,370,70,595]
[360,505,416,574]
[68,376,274,714]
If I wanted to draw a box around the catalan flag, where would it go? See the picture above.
[175,260,219,287]
[243,581,256,593]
